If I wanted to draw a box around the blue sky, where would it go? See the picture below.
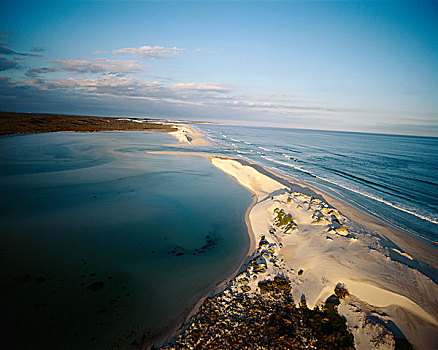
[0,1,437,136]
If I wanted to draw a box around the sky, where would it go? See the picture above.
[0,0,437,136]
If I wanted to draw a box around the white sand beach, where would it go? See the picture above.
[211,157,438,350]
[168,124,210,146]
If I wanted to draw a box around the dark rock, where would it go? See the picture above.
[87,282,105,291]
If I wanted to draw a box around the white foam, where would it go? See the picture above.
[258,146,272,152]
[261,156,438,225]
[261,156,314,176]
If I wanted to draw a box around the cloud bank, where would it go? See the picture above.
[0,42,42,57]
[113,45,184,58]
[50,58,143,74]
[0,56,21,71]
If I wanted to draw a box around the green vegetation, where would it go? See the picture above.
[240,285,251,293]
[273,208,297,233]
[258,235,269,248]
[252,262,267,273]
[299,294,355,350]
[0,112,177,135]
[165,279,355,350]
[258,276,292,295]
[335,283,350,299]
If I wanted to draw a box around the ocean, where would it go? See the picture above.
[194,124,438,244]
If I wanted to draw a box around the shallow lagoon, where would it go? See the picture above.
[0,132,252,349]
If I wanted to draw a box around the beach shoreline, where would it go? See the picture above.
[149,123,437,349]
[167,123,211,146]
[210,157,437,349]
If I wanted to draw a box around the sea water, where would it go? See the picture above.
[0,132,252,349]
[195,125,438,244]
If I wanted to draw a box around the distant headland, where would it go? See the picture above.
[0,111,177,135]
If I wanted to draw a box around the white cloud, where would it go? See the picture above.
[50,58,143,74]
[113,45,184,58]
[51,74,161,89]
[25,67,58,77]
[92,50,108,55]
[8,73,341,117]
[171,82,228,93]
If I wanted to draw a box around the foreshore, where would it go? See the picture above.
[154,125,438,349]
[167,123,211,146]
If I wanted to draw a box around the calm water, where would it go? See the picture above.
[195,125,438,244]
[0,132,252,349]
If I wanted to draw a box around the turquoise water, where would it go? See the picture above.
[0,132,252,349]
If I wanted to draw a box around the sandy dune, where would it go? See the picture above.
[211,157,438,350]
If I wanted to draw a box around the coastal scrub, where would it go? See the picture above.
[162,280,354,349]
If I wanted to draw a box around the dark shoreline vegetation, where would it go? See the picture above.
[0,111,177,135]
[160,277,355,350]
